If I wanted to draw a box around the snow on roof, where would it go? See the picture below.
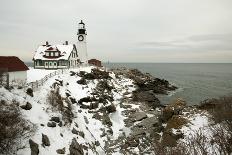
[33,44,75,60]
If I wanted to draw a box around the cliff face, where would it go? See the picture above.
[1,66,227,155]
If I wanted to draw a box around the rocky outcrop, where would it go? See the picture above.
[47,121,56,127]
[42,134,50,146]
[69,138,84,155]
[50,116,60,123]
[77,78,87,85]
[132,91,161,108]
[161,98,187,122]
[56,147,65,154]
[106,104,116,113]
[26,88,33,97]
[29,139,39,155]
[20,102,32,110]
[130,112,147,122]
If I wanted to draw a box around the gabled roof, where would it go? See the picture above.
[33,44,76,60]
[0,56,29,72]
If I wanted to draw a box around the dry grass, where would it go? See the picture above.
[166,115,188,130]
[0,100,35,154]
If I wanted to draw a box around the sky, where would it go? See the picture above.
[0,0,232,63]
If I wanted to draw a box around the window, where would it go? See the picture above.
[55,52,58,56]
[45,52,49,56]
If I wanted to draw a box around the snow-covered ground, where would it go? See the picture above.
[27,67,55,83]
[1,66,221,155]
[1,66,137,155]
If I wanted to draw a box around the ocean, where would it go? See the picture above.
[104,63,232,105]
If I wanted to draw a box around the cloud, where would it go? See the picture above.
[0,0,232,62]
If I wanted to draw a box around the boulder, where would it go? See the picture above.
[72,128,79,135]
[130,112,147,122]
[50,116,60,123]
[137,116,161,130]
[77,78,87,85]
[69,138,84,155]
[78,97,92,104]
[42,134,50,146]
[69,97,77,104]
[26,88,33,97]
[106,104,116,113]
[29,139,39,155]
[79,131,85,138]
[20,102,32,110]
[56,147,65,154]
[133,91,161,108]
[161,98,187,122]
[47,121,56,127]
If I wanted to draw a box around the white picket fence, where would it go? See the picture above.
[27,69,70,91]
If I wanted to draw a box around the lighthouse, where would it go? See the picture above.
[77,20,88,64]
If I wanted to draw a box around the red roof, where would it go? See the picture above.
[0,56,29,72]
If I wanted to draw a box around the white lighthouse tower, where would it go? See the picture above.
[77,20,88,64]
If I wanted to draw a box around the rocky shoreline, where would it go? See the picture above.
[1,66,230,155]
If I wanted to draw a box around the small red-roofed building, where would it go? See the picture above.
[0,56,29,85]
[88,59,102,67]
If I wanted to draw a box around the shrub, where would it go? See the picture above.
[0,100,34,154]
[47,87,74,125]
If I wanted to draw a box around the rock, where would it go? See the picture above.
[26,88,33,97]
[77,78,87,85]
[56,147,65,154]
[130,112,147,122]
[102,115,112,127]
[78,97,92,104]
[72,128,79,135]
[126,137,139,147]
[20,102,32,110]
[95,141,100,146]
[29,139,39,155]
[69,138,84,155]
[79,131,85,138]
[137,116,161,130]
[84,116,89,124]
[58,121,63,127]
[50,116,60,123]
[161,98,187,122]
[69,97,77,104]
[70,71,76,76]
[132,91,161,108]
[89,102,99,109]
[47,121,56,127]
[42,134,50,146]
[106,104,116,113]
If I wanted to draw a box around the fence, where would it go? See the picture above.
[27,69,69,91]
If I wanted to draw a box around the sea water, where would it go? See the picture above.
[104,63,232,105]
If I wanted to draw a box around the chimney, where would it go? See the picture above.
[46,41,49,46]
[65,41,68,45]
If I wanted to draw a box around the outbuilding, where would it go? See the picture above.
[0,56,29,85]
[88,59,102,67]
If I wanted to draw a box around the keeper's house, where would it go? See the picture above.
[33,41,80,69]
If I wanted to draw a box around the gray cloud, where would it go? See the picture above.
[0,0,232,62]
